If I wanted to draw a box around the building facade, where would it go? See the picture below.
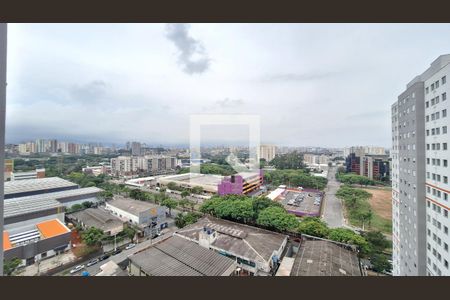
[260,144,276,162]
[392,55,450,276]
[392,79,426,276]
[424,61,450,276]
[345,153,390,181]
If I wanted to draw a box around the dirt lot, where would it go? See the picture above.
[363,188,392,220]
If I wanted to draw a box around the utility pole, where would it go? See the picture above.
[0,23,7,277]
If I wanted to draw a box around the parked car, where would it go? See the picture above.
[70,265,85,274]
[111,249,122,256]
[98,254,110,261]
[125,243,136,250]
[86,258,99,267]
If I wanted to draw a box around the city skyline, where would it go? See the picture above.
[6,24,450,147]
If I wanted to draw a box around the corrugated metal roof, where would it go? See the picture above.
[69,208,124,232]
[4,177,78,195]
[4,197,63,218]
[107,196,159,216]
[130,235,236,276]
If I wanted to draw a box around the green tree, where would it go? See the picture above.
[363,231,390,253]
[167,182,178,191]
[178,198,189,211]
[68,204,83,213]
[122,226,137,242]
[161,198,178,216]
[175,213,186,228]
[181,190,190,199]
[252,197,282,218]
[175,212,201,228]
[371,253,392,273]
[3,258,22,275]
[81,227,105,246]
[191,186,203,195]
[270,151,305,169]
[256,206,299,232]
[297,217,330,238]
[82,201,93,209]
[328,228,370,254]
[100,190,114,200]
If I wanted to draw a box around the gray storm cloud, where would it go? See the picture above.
[165,23,211,75]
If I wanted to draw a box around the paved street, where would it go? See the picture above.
[56,227,176,276]
[321,166,345,228]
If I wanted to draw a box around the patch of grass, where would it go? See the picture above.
[338,185,392,234]
[370,214,392,235]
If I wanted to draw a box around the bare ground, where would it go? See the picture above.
[363,188,392,220]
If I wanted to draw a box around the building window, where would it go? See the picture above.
[444,126,448,134]
[426,87,430,94]
[443,92,447,101]
[443,76,447,85]
[426,101,430,108]
[444,143,448,150]
[443,109,448,118]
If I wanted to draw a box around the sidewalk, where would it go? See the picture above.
[15,251,77,276]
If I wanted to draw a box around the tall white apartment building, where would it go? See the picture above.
[392,55,450,276]
[424,61,450,276]
[392,79,426,276]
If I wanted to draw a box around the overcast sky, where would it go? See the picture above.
[5,23,450,148]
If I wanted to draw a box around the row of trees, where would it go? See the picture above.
[166,181,203,195]
[81,225,137,246]
[128,187,196,215]
[269,151,305,169]
[335,172,377,186]
[199,194,391,273]
[264,169,328,190]
[336,185,374,230]
[175,212,202,228]
[176,163,236,176]
[66,201,95,213]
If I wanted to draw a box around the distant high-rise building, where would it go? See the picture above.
[35,139,46,153]
[131,141,142,156]
[49,139,58,153]
[259,144,276,162]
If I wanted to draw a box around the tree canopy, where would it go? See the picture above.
[256,206,299,232]
[81,227,105,246]
[264,169,327,190]
[270,151,305,169]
